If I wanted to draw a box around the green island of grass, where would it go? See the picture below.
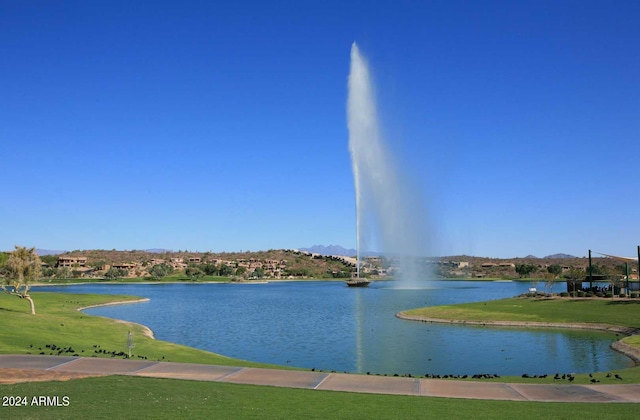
[399,296,640,331]
[399,296,640,380]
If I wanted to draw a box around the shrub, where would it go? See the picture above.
[619,293,627,298]
[560,292,569,297]
[578,291,586,297]
[631,292,639,298]
[596,292,604,298]
[605,292,614,298]
[586,292,593,298]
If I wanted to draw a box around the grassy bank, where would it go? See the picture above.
[1,375,638,419]
[400,296,640,382]
[0,292,279,368]
[400,296,640,327]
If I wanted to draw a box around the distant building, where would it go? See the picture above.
[112,263,137,270]
[169,257,185,269]
[56,257,87,267]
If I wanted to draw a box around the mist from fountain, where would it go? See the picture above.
[347,42,431,288]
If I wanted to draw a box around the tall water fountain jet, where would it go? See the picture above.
[347,42,431,288]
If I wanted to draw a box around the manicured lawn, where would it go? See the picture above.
[1,375,638,420]
[400,296,640,382]
[0,292,279,368]
[400,296,640,327]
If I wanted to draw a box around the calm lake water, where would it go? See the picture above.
[35,280,634,376]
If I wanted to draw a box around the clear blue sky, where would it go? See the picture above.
[2,0,638,258]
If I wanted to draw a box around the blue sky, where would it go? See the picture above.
[2,0,639,258]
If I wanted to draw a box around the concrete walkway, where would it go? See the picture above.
[1,355,639,403]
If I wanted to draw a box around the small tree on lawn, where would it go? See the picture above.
[564,267,585,295]
[149,263,173,280]
[545,278,555,295]
[515,264,537,278]
[218,263,234,277]
[185,265,203,281]
[105,267,127,280]
[547,264,563,279]
[603,266,624,296]
[41,266,56,278]
[1,246,42,315]
[56,266,72,279]
[253,267,265,279]
[201,263,218,276]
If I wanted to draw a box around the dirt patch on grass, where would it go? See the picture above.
[0,368,105,384]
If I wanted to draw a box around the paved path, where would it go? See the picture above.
[1,355,639,403]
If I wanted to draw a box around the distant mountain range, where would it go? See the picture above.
[36,249,66,256]
[299,245,387,257]
[300,246,579,260]
[523,254,578,259]
[299,245,357,257]
[544,253,577,259]
[145,248,173,254]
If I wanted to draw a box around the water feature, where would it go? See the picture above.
[35,281,634,376]
[347,43,430,287]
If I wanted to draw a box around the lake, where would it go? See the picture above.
[35,280,635,376]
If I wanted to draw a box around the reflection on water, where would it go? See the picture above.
[35,280,634,376]
[355,290,364,373]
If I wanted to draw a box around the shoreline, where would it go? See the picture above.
[32,277,540,287]
[36,283,640,376]
[77,298,155,339]
[396,312,640,364]
[34,279,295,286]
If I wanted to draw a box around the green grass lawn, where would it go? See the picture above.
[1,375,638,420]
[0,291,279,368]
[400,296,640,382]
[400,296,640,327]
